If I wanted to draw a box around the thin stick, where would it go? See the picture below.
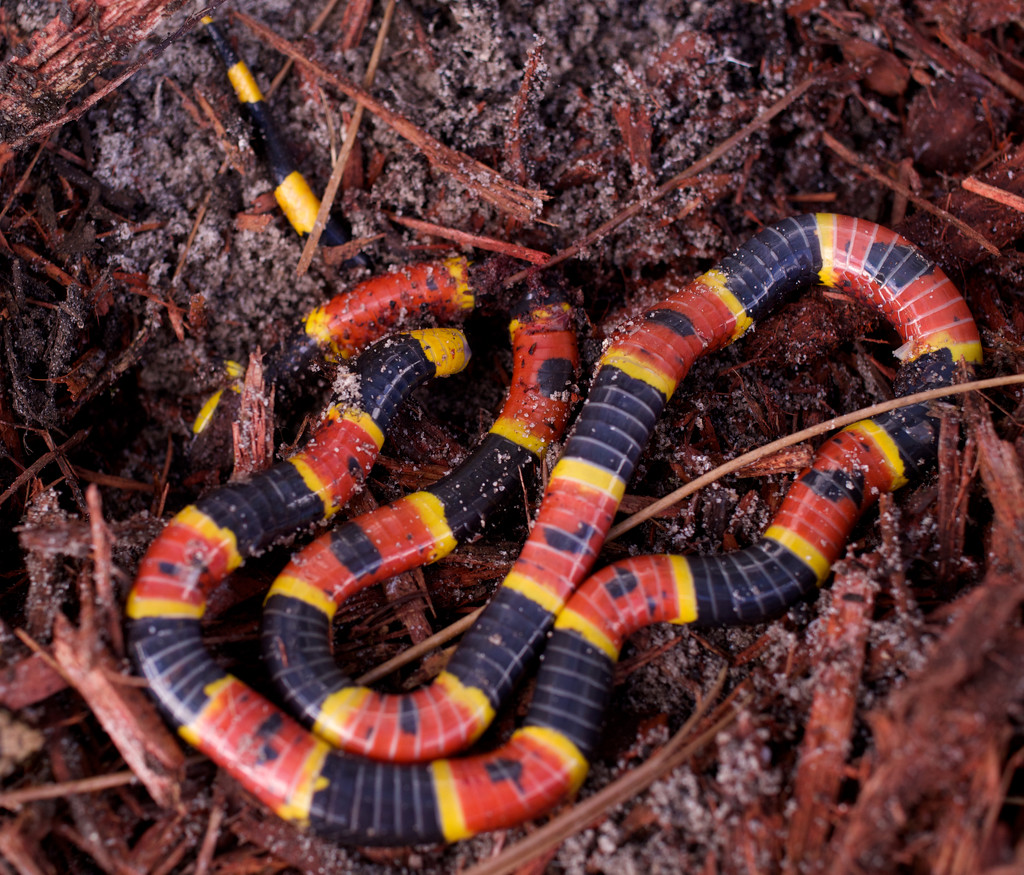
[937,28,1024,105]
[355,608,483,685]
[0,430,89,508]
[961,176,1024,215]
[607,373,1024,541]
[297,0,398,275]
[171,188,212,285]
[73,467,154,493]
[0,771,138,809]
[0,138,48,226]
[387,214,551,263]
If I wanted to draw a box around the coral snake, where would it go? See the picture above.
[128,210,981,843]
[126,19,983,848]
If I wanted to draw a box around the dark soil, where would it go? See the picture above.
[1,0,1023,872]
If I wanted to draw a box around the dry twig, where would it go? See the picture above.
[608,374,1024,542]
[296,0,398,275]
